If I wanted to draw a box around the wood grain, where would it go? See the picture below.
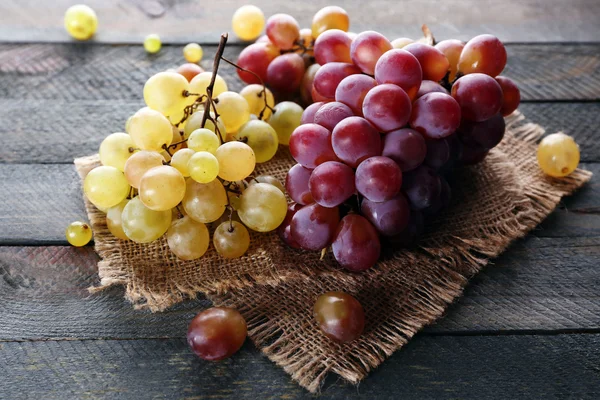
[1,44,599,102]
[2,334,599,399]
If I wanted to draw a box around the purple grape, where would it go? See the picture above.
[289,123,339,169]
[451,73,503,122]
[301,102,325,124]
[388,210,424,247]
[314,29,353,65]
[402,165,442,210]
[409,92,461,139]
[314,101,355,131]
[286,163,314,205]
[382,128,427,172]
[332,214,381,272]
[350,31,392,75]
[362,84,412,133]
[361,193,410,236]
[290,203,340,251]
[309,161,356,208]
[422,176,451,215]
[277,203,303,249]
[416,80,449,99]
[374,49,422,100]
[313,62,361,99]
[355,156,402,202]
[335,74,378,117]
[331,116,382,168]
[457,113,506,150]
[458,141,489,165]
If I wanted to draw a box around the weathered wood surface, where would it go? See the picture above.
[2,0,599,44]
[1,44,599,102]
[2,334,599,400]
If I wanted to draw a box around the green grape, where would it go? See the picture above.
[188,151,220,183]
[234,120,279,163]
[143,71,193,118]
[215,142,256,181]
[183,111,226,142]
[64,4,97,41]
[125,115,133,133]
[144,34,162,54]
[128,107,173,152]
[167,216,210,260]
[268,101,304,145]
[187,128,220,154]
[170,148,195,177]
[183,43,203,63]
[189,72,228,98]
[182,179,227,223]
[65,221,93,247]
[238,183,287,232]
[248,175,285,194]
[106,199,130,240]
[139,165,186,211]
[99,132,135,171]
[214,91,251,134]
[232,5,265,41]
[213,221,250,258]
[239,84,275,120]
[84,166,130,209]
[537,133,580,177]
[121,197,172,243]
[124,150,165,188]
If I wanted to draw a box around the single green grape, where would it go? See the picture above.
[167,216,210,260]
[188,151,220,184]
[182,179,227,223]
[144,34,162,54]
[128,107,173,152]
[537,133,580,177]
[143,71,192,118]
[65,221,93,247]
[183,43,203,63]
[240,84,275,120]
[139,165,186,211]
[121,197,172,243]
[99,132,135,171]
[268,101,304,145]
[215,142,256,181]
[187,128,220,154]
[189,72,228,98]
[84,166,130,209]
[237,183,287,232]
[106,199,130,240]
[170,148,195,177]
[64,4,98,41]
[235,120,279,163]
[232,5,265,41]
[213,221,251,258]
[214,91,251,134]
[248,175,285,194]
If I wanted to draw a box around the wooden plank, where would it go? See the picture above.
[2,101,600,164]
[0,44,599,102]
[1,0,599,43]
[1,334,598,399]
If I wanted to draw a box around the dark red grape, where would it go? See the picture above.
[382,128,427,171]
[289,123,339,169]
[362,84,412,132]
[350,31,392,75]
[424,137,451,170]
[314,292,365,342]
[301,101,325,124]
[312,86,331,103]
[266,13,300,50]
[187,307,247,361]
[331,116,381,167]
[374,49,422,100]
[291,203,340,250]
[434,39,464,82]
[309,161,356,207]
[458,113,506,150]
[402,165,442,210]
[277,203,303,249]
[361,193,410,236]
[314,29,352,64]
[236,42,279,84]
[458,141,489,165]
[416,80,448,99]
[458,34,507,77]
[335,74,377,116]
[409,92,461,139]
[266,53,306,93]
[388,210,424,247]
[403,42,449,82]
[422,176,451,215]
[451,73,503,122]
[314,101,354,131]
[496,76,521,116]
[355,156,402,202]
[286,163,314,205]
[332,214,381,272]
[313,62,361,99]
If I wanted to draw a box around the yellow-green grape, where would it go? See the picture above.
[182,179,227,223]
[215,142,256,181]
[187,128,220,154]
[170,148,195,177]
[234,120,278,163]
[121,197,172,243]
[144,71,192,117]
[128,107,173,152]
[239,84,275,120]
[99,132,135,171]
[232,5,265,42]
[64,5,97,41]
[391,37,414,49]
[189,72,228,98]
[213,221,250,258]
[124,150,165,188]
[144,34,162,54]
[125,115,133,133]
[106,199,130,240]
[188,151,219,183]
[167,216,210,260]
[84,166,130,209]
[237,183,287,232]
[214,91,250,134]
[183,43,203,63]
[268,101,304,145]
[537,133,580,178]
[139,165,186,211]
[183,111,226,142]
[65,221,93,247]
[249,175,285,194]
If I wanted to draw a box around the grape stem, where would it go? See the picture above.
[200,33,229,142]
[421,24,436,46]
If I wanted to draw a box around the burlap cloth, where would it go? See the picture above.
[75,112,591,392]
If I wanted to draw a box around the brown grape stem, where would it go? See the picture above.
[200,33,229,139]
[421,24,436,46]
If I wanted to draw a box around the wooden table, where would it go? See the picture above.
[1,1,599,398]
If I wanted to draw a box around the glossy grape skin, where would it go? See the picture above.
[189,71,228,98]
[121,197,172,243]
[215,91,251,134]
[215,142,256,182]
[124,151,165,189]
[391,37,414,49]
[238,183,288,232]
[144,34,161,54]
[188,151,220,184]
[290,203,340,250]
[402,166,442,210]
[313,62,361,100]
[213,221,251,259]
[266,53,305,93]
[350,31,392,75]
[187,307,247,361]
[234,120,279,163]
[187,129,220,155]
[240,84,275,120]
[409,92,461,139]
[99,132,135,172]
[332,214,381,272]
[458,113,506,150]
[65,221,93,247]
[361,193,410,236]
[389,210,424,247]
[236,42,279,85]
[309,161,355,208]
[301,102,325,124]
[128,107,173,152]
[355,156,402,202]
[403,43,449,82]
[416,80,449,99]
[537,133,580,177]
[374,49,423,100]
[422,176,452,216]
[311,6,349,38]
[176,63,205,82]
[167,216,209,260]
[314,29,352,64]
[106,200,130,240]
[459,141,489,165]
[335,74,377,117]
[312,86,332,103]
[183,43,203,63]
[268,101,304,146]
[458,34,507,77]
[289,123,338,169]
[232,5,265,41]
[84,166,130,210]
[64,5,97,40]
[139,165,186,211]
[362,84,412,132]
[143,72,190,117]
[277,203,303,249]
[496,76,521,116]
[434,39,464,82]
[314,292,365,342]
[314,102,354,132]
[331,117,381,168]
[300,64,321,105]
[182,179,227,223]
[266,14,300,50]
[286,164,315,205]
[382,128,427,171]
[451,73,503,122]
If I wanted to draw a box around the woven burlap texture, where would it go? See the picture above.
[75,112,591,393]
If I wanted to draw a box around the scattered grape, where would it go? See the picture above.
[64,5,97,41]
[187,307,247,361]
[144,34,162,54]
[537,133,580,177]
[232,5,265,41]
[213,221,251,258]
[65,221,93,247]
[314,292,364,342]
[183,43,203,63]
